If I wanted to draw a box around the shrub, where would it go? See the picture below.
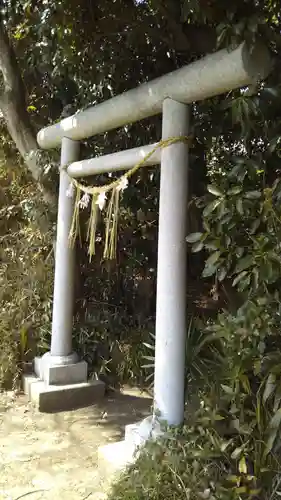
[0,158,54,387]
[109,300,281,499]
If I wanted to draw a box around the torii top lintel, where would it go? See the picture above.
[37,41,271,150]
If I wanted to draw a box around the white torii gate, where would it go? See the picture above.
[25,41,270,462]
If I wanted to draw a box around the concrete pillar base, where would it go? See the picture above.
[23,374,105,412]
[98,416,163,471]
[34,353,87,385]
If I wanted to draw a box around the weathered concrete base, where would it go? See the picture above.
[98,416,162,471]
[98,440,136,471]
[34,355,87,385]
[23,374,105,412]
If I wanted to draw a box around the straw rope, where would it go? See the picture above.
[67,135,192,260]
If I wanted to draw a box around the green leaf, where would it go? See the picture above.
[238,456,247,474]
[270,253,281,265]
[221,384,234,395]
[205,241,220,251]
[268,407,281,430]
[240,374,251,394]
[214,414,225,421]
[203,199,221,217]
[231,446,244,460]
[207,185,223,197]
[264,408,281,456]
[235,486,247,494]
[233,271,248,287]
[236,247,244,258]
[13,30,24,40]
[253,267,259,289]
[186,232,203,243]
[230,163,242,178]
[142,342,155,351]
[269,136,280,153]
[239,274,251,291]
[273,385,281,412]
[263,373,276,404]
[249,490,261,497]
[264,87,279,98]
[260,261,274,282]
[227,186,242,196]
[227,474,240,483]
[217,267,227,282]
[203,219,210,232]
[256,396,261,430]
[236,198,243,215]
[142,355,155,362]
[27,105,37,112]
[218,200,227,219]
[145,372,154,382]
[20,327,28,355]
[206,251,221,267]
[192,241,204,253]
[202,263,219,278]
[234,255,253,273]
[250,218,261,234]
[244,191,262,199]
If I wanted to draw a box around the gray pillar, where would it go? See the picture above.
[153,99,189,426]
[50,137,80,358]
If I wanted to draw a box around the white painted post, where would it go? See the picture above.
[50,137,80,359]
[153,99,189,426]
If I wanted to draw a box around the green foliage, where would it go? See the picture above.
[0,157,54,387]
[110,403,281,500]
[188,164,281,293]
[109,302,281,499]
[72,309,154,386]
[142,317,222,391]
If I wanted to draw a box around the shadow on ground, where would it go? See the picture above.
[65,390,152,438]
[0,387,152,500]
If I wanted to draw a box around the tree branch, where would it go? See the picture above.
[0,20,25,98]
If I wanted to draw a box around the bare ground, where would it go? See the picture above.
[0,387,152,500]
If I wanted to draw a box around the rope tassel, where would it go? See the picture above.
[87,193,99,260]
[104,187,120,260]
[69,186,81,247]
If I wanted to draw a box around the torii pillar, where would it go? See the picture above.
[154,98,189,426]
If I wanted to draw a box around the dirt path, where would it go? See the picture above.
[0,387,152,500]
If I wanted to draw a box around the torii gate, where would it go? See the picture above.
[24,41,271,465]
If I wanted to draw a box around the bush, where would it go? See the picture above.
[0,158,54,387]
[109,300,281,499]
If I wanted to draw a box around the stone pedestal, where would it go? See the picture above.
[23,373,105,413]
[98,416,163,470]
[34,353,87,385]
[23,353,105,412]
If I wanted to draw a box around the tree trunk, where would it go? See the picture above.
[0,19,56,206]
[1,92,38,173]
